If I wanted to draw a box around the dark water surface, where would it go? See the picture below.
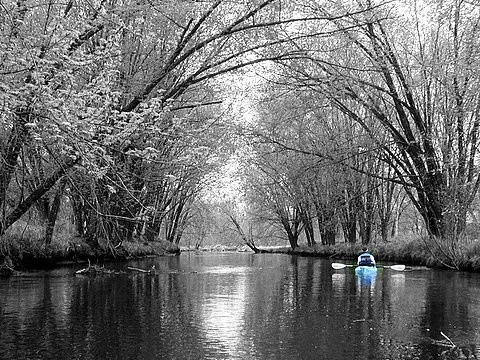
[1,253,480,360]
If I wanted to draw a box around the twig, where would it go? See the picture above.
[440,331,456,347]
[75,259,91,274]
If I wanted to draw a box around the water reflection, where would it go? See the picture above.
[1,254,480,360]
[199,269,250,358]
[331,273,346,294]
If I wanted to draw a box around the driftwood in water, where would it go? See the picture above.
[440,346,478,359]
[128,265,156,274]
[75,260,125,275]
[0,257,15,277]
[439,331,478,359]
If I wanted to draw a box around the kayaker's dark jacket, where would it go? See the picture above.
[357,252,376,266]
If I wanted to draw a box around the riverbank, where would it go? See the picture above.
[261,238,480,272]
[0,236,180,274]
[2,235,480,274]
[186,237,480,272]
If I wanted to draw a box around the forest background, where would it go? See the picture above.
[1,0,480,271]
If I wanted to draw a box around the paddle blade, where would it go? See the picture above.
[385,264,406,271]
[331,263,348,270]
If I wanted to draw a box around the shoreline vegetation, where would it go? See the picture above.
[0,236,181,275]
[2,235,480,275]
[195,238,480,272]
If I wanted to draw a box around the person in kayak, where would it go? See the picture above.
[357,247,376,267]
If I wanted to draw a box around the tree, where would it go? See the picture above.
[1,0,325,247]
[276,0,480,255]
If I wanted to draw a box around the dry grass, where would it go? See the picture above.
[271,235,480,271]
[0,221,177,269]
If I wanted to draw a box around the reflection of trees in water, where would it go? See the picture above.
[239,256,387,359]
[244,258,445,360]
[419,272,480,359]
[0,277,75,359]
[69,276,145,359]
[2,256,480,360]
[69,272,209,359]
[0,271,207,359]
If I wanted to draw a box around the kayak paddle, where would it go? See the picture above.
[331,263,356,270]
[380,264,406,271]
[331,262,406,271]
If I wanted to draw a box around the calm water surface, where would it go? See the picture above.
[1,253,480,360]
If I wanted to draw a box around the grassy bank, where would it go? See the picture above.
[268,237,480,272]
[2,233,480,274]
[0,235,180,273]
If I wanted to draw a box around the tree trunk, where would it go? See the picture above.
[0,118,28,218]
[342,217,356,244]
[0,156,80,236]
[44,177,68,245]
[300,205,315,246]
[341,198,357,244]
[317,209,337,246]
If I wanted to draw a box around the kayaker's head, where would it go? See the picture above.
[361,246,368,253]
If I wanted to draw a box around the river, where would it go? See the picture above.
[1,252,479,359]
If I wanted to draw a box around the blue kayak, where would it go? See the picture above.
[355,266,378,285]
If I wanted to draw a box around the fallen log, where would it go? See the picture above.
[75,260,125,275]
[128,265,156,274]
